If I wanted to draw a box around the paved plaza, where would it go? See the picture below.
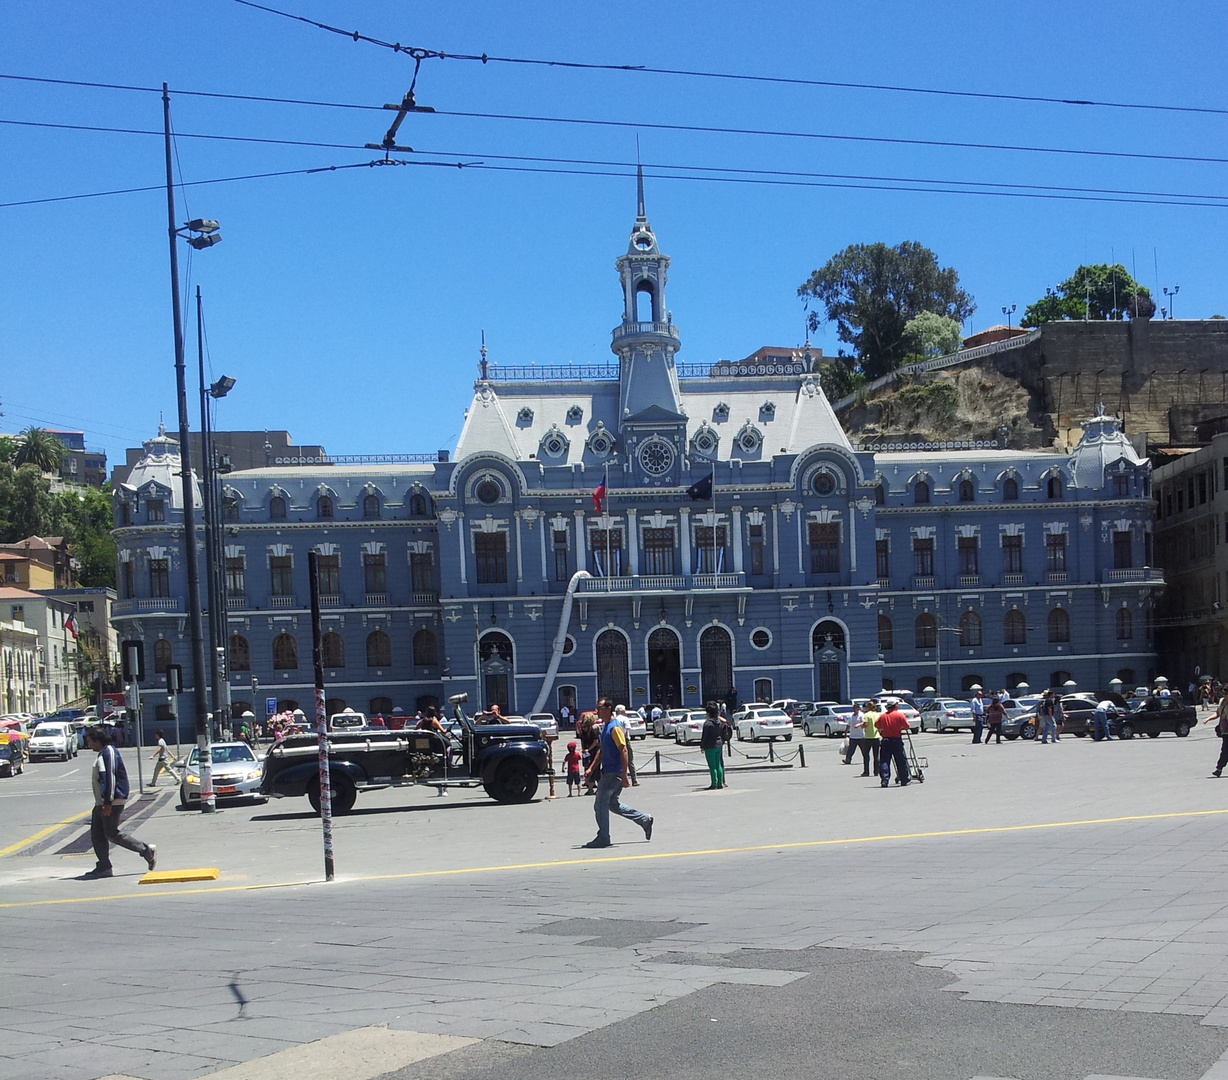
[5,722,1228,1080]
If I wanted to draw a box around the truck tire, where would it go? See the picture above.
[485,759,538,804]
[308,774,356,815]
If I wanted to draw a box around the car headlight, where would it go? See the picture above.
[245,769,262,782]
[185,773,200,785]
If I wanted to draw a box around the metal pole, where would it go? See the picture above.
[308,550,335,881]
[169,690,180,760]
[128,678,144,795]
[197,287,224,747]
[163,84,214,812]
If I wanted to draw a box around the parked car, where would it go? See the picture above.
[180,742,267,809]
[527,713,560,738]
[0,731,27,776]
[654,709,689,738]
[328,710,367,732]
[1111,697,1196,739]
[918,698,975,733]
[733,707,793,742]
[803,704,853,738]
[771,699,813,725]
[1054,693,1130,737]
[674,711,709,745]
[28,721,77,761]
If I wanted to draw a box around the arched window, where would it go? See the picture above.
[413,628,438,666]
[959,610,982,647]
[1006,671,1028,691]
[153,638,172,675]
[1003,476,1019,501]
[366,630,392,668]
[811,620,846,652]
[699,625,733,704]
[229,633,250,672]
[914,480,930,505]
[321,631,345,668]
[595,629,630,707]
[877,614,894,652]
[363,494,381,520]
[958,479,975,503]
[1116,607,1133,640]
[222,495,239,521]
[409,493,428,517]
[272,632,298,670]
[960,674,984,693]
[269,495,287,521]
[1050,670,1072,690]
[1004,610,1027,645]
[1048,608,1071,643]
[325,698,346,716]
[369,696,393,716]
[317,495,333,519]
[635,279,656,323]
[914,614,937,650]
[1047,475,1063,500]
[874,483,885,506]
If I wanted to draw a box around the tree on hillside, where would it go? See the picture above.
[1021,264,1152,326]
[13,427,65,472]
[798,242,974,380]
[903,311,962,359]
[0,464,55,541]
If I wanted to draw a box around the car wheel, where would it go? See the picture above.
[1004,733,1019,741]
[751,730,759,742]
[736,727,744,741]
[179,787,190,810]
[1021,725,1036,741]
[1176,721,1191,738]
[485,759,539,804]
[1120,723,1135,740]
[785,734,792,742]
[824,724,832,738]
[1147,730,1160,739]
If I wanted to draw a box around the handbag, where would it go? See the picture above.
[839,736,850,755]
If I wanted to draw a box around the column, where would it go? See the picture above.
[573,510,585,575]
[627,508,639,576]
[771,505,780,574]
[731,505,743,574]
[514,512,524,583]
[680,506,691,577]
[457,513,467,585]
[797,510,804,573]
[846,506,856,574]
[539,517,549,584]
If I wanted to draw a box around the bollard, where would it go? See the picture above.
[769,741,775,763]
[655,750,661,774]
[545,734,557,800]
[798,743,806,768]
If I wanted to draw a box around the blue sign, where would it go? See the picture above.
[266,697,278,716]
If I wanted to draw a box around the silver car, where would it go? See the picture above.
[919,698,976,733]
[803,704,853,738]
[180,742,267,809]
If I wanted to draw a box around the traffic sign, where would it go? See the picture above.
[266,697,277,716]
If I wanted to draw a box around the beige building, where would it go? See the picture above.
[1154,432,1228,688]
[1,618,40,714]
[0,587,82,713]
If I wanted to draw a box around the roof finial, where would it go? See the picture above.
[635,135,645,221]
[478,329,489,381]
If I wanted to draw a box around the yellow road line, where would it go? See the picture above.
[0,809,89,859]
[3,806,1226,910]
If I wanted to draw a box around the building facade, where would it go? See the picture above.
[1,618,40,714]
[0,587,81,712]
[111,188,1160,734]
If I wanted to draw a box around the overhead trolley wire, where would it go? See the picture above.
[230,0,1228,118]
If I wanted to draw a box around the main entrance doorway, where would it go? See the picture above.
[595,629,630,707]
[699,625,734,707]
[812,620,846,703]
[480,631,514,712]
[647,627,681,708]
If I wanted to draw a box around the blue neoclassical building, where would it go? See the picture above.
[111,186,1161,730]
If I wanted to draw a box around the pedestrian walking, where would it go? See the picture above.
[700,701,725,790]
[1207,695,1228,777]
[970,689,986,744]
[858,700,881,777]
[147,729,180,786]
[843,702,865,765]
[984,696,1005,744]
[876,699,911,787]
[577,712,600,794]
[582,698,653,848]
[80,727,156,880]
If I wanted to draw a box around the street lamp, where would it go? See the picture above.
[1164,285,1179,319]
[1001,304,1016,330]
[163,83,221,813]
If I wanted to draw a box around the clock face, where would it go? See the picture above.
[638,439,674,477]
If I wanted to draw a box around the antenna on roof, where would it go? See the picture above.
[478,330,489,381]
[635,135,645,220]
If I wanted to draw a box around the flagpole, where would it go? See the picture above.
[604,462,612,579]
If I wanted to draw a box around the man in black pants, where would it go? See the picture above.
[80,727,156,880]
[1208,695,1228,776]
[876,700,912,787]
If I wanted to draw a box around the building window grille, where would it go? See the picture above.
[366,630,392,667]
[413,629,438,666]
[363,494,381,520]
[1113,475,1130,498]
[410,552,433,593]
[474,533,508,584]
[225,556,245,596]
[1047,476,1063,500]
[363,552,387,594]
[317,496,333,519]
[958,479,975,503]
[272,632,298,670]
[149,559,170,598]
[1045,534,1066,572]
[1003,476,1019,501]
[914,614,936,650]
[695,526,727,575]
[913,538,934,578]
[875,539,890,580]
[317,554,341,595]
[957,536,979,576]
[959,610,982,647]
[1113,531,1133,570]
[229,633,250,671]
[321,631,345,668]
[1004,610,1027,645]
[642,528,675,577]
[1003,535,1023,574]
[808,523,839,575]
[153,639,172,675]
[877,614,893,652]
[914,480,930,505]
[1048,608,1071,643]
[552,531,568,581]
[147,499,165,523]
[590,529,624,577]
[269,496,287,521]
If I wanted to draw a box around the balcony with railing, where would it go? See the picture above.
[1103,567,1165,583]
[113,597,183,615]
[270,595,297,608]
[365,593,388,605]
[580,573,745,594]
[959,575,980,588]
[1000,573,1025,586]
[411,591,440,605]
[611,320,681,348]
[913,576,935,589]
[1047,572,1068,584]
[318,594,343,607]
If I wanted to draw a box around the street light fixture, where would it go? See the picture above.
[1163,285,1179,319]
[1001,304,1016,330]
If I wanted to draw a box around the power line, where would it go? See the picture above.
[230,0,1228,118]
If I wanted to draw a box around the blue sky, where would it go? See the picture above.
[2,1,1224,464]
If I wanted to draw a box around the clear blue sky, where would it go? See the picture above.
[2,1,1224,464]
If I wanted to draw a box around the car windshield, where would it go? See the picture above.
[755,710,789,720]
[187,744,256,765]
[33,725,64,736]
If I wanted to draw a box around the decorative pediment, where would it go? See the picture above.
[516,406,534,424]
[713,401,730,421]
[361,541,386,555]
[314,542,339,556]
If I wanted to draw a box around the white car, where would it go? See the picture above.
[674,711,710,745]
[654,709,689,738]
[328,710,367,731]
[919,698,975,733]
[733,707,794,742]
[528,712,560,738]
[803,705,853,738]
[28,722,77,761]
[620,713,647,739]
[180,742,267,809]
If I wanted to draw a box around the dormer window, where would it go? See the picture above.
[760,401,776,421]
[713,402,730,421]
[812,471,836,497]
[363,494,381,520]
[317,495,334,520]
[1047,476,1063,500]
[540,425,570,461]
[146,499,165,523]
[734,422,763,454]
[691,423,719,459]
[222,494,239,522]
[269,496,287,521]
[517,407,534,424]
[586,424,615,458]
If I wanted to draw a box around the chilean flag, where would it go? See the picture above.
[65,613,78,640]
[591,479,606,512]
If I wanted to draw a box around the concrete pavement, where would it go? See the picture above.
[4,722,1228,1079]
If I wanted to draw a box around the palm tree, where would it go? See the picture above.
[14,427,65,472]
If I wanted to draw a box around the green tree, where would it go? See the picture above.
[903,311,963,359]
[0,436,16,465]
[1021,264,1152,326]
[798,241,974,379]
[13,427,65,472]
[816,354,864,400]
[0,464,55,541]
[49,487,116,588]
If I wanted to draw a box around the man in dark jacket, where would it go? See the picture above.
[80,726,156,880]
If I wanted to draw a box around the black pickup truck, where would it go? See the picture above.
[261,694,550,812]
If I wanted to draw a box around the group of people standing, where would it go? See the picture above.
[841,700,915,787]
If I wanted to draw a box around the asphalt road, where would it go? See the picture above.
[5,720,1228,1080]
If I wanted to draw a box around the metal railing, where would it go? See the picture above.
[1001,573,1025,586]
[411,591,439,605]
[1104,567,1165,583]
[612,321,680,342]
[692,573,745,589]
[913,576,935,589]
[365,593,388,605]
[959,575,981,588]
[113,598,183,615]
[270,595,296,608]
[485,363,619,381]
[318,594,343,607]
[1047,572,1068,584]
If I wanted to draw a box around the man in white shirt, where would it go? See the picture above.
[970,690,986,744]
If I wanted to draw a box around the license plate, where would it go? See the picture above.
[217,785,236,794]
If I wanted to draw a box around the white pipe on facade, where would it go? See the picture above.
[531,570,591,715]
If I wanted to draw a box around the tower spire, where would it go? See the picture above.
[636,135,645,221]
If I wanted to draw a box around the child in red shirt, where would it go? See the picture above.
[563,741,582,797]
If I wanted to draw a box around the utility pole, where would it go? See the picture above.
[163,83,214,812]
[196,287,223,745]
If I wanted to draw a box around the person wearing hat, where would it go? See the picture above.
[564,739,583,796]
